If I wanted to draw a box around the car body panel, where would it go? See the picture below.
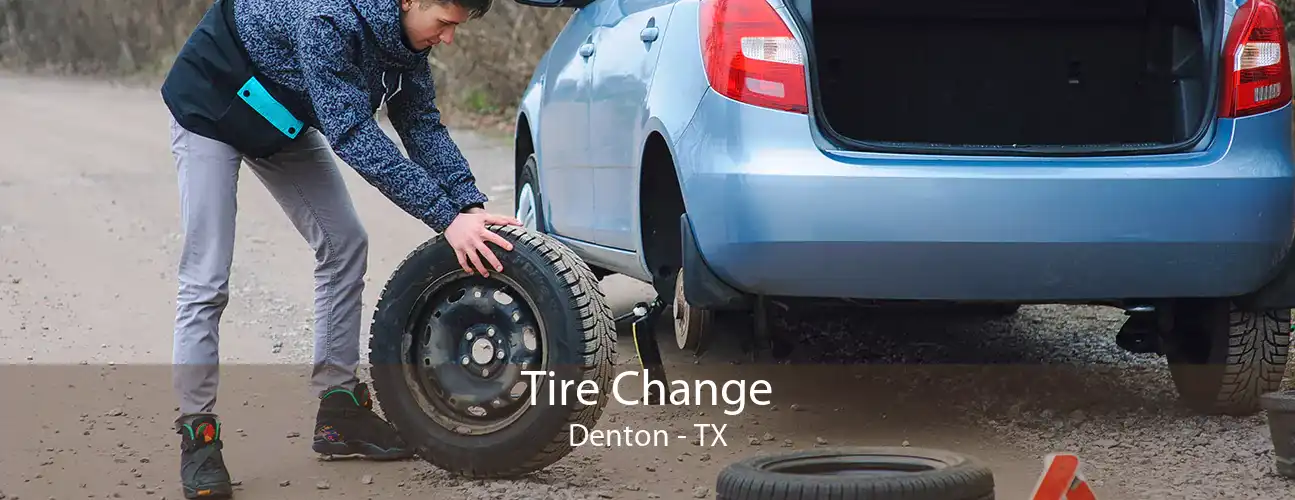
[534,6,600,241]
[674,87,1295,300]
[523,0,709,283]
[587,0,680,249]
[515,0,1295,303]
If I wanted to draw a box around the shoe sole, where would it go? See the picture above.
[184,483,234,499]
[312,439,415,461]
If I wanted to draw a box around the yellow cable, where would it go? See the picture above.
[632,322,645,368]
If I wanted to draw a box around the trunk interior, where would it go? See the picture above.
[797,0,1219,153]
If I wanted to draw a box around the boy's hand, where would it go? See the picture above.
[444,210,523,277]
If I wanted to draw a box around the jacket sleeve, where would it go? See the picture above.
[295,15,465,232]
[386,59,489,211]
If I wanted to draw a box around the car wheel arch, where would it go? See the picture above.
[636,127,688,297]
[514,112,536,186]
[514,69,545,184]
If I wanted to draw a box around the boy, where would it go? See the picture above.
[160,0,515,497]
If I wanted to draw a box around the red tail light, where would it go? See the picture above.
[700,0,808,114]
[1220,0,1291,118]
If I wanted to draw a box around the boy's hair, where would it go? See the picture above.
[417,0,494,19]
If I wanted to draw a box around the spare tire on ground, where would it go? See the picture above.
[366,225,617,478]
[716,447,996,500]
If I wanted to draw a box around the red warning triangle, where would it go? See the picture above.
[1031,453,1097,500]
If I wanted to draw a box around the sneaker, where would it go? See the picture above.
[312,382,414,460]
[177,415,234,499]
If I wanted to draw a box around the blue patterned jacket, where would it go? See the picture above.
[161,0,486,232]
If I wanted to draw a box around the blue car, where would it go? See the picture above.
[509,0,1294,415]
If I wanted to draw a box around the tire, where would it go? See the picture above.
[957,303,1020,318]
[715,447,995,500]
[991,303,1021,316]
[1163,299,1290,416]
[941,303,1020,318]
[516,154,545,233]
[367,225,617,478]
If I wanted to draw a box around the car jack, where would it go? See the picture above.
[617,298,671,405]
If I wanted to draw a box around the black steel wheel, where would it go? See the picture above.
[405,272,545,435]
[368,225,617,478]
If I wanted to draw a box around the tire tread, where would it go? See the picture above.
[1168,303,1291,416]
[714,447,995,500]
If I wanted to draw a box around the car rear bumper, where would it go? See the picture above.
[674,91,1295,302]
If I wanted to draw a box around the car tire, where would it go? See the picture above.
[958,303,1020,318]
[516,154,545,233]
[714,447,995,500]
[1163,299,1290,416]
[366,225,617,478]
[991,303,1021,316]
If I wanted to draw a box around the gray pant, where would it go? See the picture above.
[169,117,367,418]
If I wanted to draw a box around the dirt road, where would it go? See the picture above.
[2,73,1293,500]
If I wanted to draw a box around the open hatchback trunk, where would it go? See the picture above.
[793,0,1226,155]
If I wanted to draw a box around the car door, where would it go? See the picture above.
[585,0,679,250]
[535,3,601,242]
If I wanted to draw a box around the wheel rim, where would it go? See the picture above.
[516,183,538,231]
[401,271,546,435]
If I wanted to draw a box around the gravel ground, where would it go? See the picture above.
[2,73,1294,500]
[772,303,1295,499]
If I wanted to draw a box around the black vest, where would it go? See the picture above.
[161,0,316,159]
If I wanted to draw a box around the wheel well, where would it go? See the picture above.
[639,132,685,297]
[515,114,534,186]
